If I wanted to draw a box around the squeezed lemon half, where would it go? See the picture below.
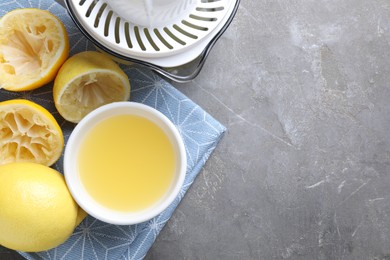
[53,51,131,123]
[0,99,64,166]
[0,8,69,91]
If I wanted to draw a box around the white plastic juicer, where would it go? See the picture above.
[64,0,240,82]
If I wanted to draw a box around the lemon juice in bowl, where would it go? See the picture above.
[78,114,176,212]
[64,102,186,225]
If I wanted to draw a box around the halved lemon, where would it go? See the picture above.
[53,51,131,123]
[0,8,69,91]
[0,99,64,166]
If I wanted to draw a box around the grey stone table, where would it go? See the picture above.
[2,0,390,259]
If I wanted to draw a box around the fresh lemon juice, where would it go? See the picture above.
[78,114,176,212]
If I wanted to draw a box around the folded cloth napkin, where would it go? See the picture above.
[0,0,226,259]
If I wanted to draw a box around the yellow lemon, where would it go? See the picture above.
[0,8,69,91]
[53,51,131,123]
[0,162,85,252]
[0,99,64,166]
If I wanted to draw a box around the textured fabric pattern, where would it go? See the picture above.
[0,1,226,259]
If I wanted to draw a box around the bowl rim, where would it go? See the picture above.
[64,101,187,225]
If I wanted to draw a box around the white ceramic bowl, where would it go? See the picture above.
[64,102,186,225]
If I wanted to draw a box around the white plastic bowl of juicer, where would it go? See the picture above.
[64,0,240,82]
[108,0,197,28]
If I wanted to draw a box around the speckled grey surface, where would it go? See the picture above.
[2,0,390,259]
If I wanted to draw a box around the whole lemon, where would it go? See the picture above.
[0,162,80,252]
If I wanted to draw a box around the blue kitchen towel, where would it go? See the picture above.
[0,0,226,259]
